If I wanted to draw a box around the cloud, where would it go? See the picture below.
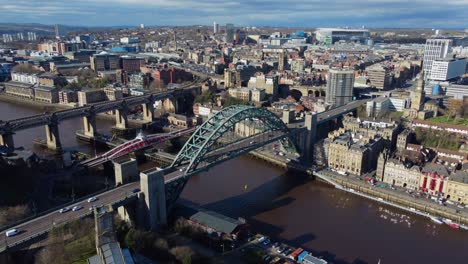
[0,0,466,28]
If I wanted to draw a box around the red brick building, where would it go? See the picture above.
[120,56,145,72]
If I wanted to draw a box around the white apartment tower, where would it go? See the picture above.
[326,68,355,107]
[213,21,219,34]
[423,39,452,79]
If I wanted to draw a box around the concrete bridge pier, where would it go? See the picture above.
[162,98,178,114]
[45,124,62,151]
[138,168,167,230]
[115,108,128,129]
[82,115,97,138]
[142,102,155,122]
[0,133,14,149]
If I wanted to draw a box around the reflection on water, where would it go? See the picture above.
[182,156,468,264]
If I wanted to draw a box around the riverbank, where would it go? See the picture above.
[249,150,468,226]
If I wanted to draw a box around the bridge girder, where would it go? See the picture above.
[171,105,291,173]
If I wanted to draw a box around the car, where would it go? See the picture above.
[72,206,82,212]
[277,246,285,254]
[272,242,280,248]
[89,205,97,211]
[262,239,271,246]
[87,197,97,203]
[283,248,294,256]
[179,167,186,172]
[58,207,70,213]
[249,141,256,145]
[5,229,19,237]
[132,188,141,193]
[258,236,266,242]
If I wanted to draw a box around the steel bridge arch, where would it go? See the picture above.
[170,105,291,173]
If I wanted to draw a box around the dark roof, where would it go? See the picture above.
[451,171,468,184]
[34,85,56,92]
[422,163,449,177]
[190,211,243,234]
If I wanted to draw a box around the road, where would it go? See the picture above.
[0,182,139,249]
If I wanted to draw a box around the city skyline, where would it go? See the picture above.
[0,0,467,28]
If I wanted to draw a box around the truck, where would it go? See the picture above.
[289,248,303,260]
[298,250,310,262]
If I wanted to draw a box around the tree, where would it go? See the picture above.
[194,91,215,104]
[170,246,195,264]
[0,204,30,228]
[12,63,41,74]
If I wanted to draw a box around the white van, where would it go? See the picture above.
[6,229,19,237]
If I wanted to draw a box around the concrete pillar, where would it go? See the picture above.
[83,115,97,138]
[142,102,154,122]
[0,133,14,149]
[302,112,317,162]
[45,124,62,151]
[139,168,167,230]
[282,110,294,124]
[114,158,138,185]
[115,108,128,129]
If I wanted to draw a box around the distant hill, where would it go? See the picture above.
[0,23,89,36]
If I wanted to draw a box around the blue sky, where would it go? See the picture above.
[0,0,467,28]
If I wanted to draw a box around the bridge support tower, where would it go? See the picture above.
[0,133,14,149]
[138,168,167,230]
[142,102,155,122]
[115,108,128,129]
[83,115,97,138]
[45,124,62,151]
[114,159,139,226]
[301,112,317,163]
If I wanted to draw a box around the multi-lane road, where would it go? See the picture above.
[0,182,139,249]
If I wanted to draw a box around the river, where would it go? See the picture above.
[1,100,467,264]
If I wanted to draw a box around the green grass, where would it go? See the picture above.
[427,116,468,126]
[64,234,96,264]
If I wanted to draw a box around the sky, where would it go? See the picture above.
[0,0,467,28]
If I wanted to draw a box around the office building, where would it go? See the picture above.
[226,23,235,43]
[90,52,120,72]
[213,21,219,34]
[120,56,144,72]
[325,68,355,107]
[423,39,452,78]
[430,57,466,81]
[366,64,394,90]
